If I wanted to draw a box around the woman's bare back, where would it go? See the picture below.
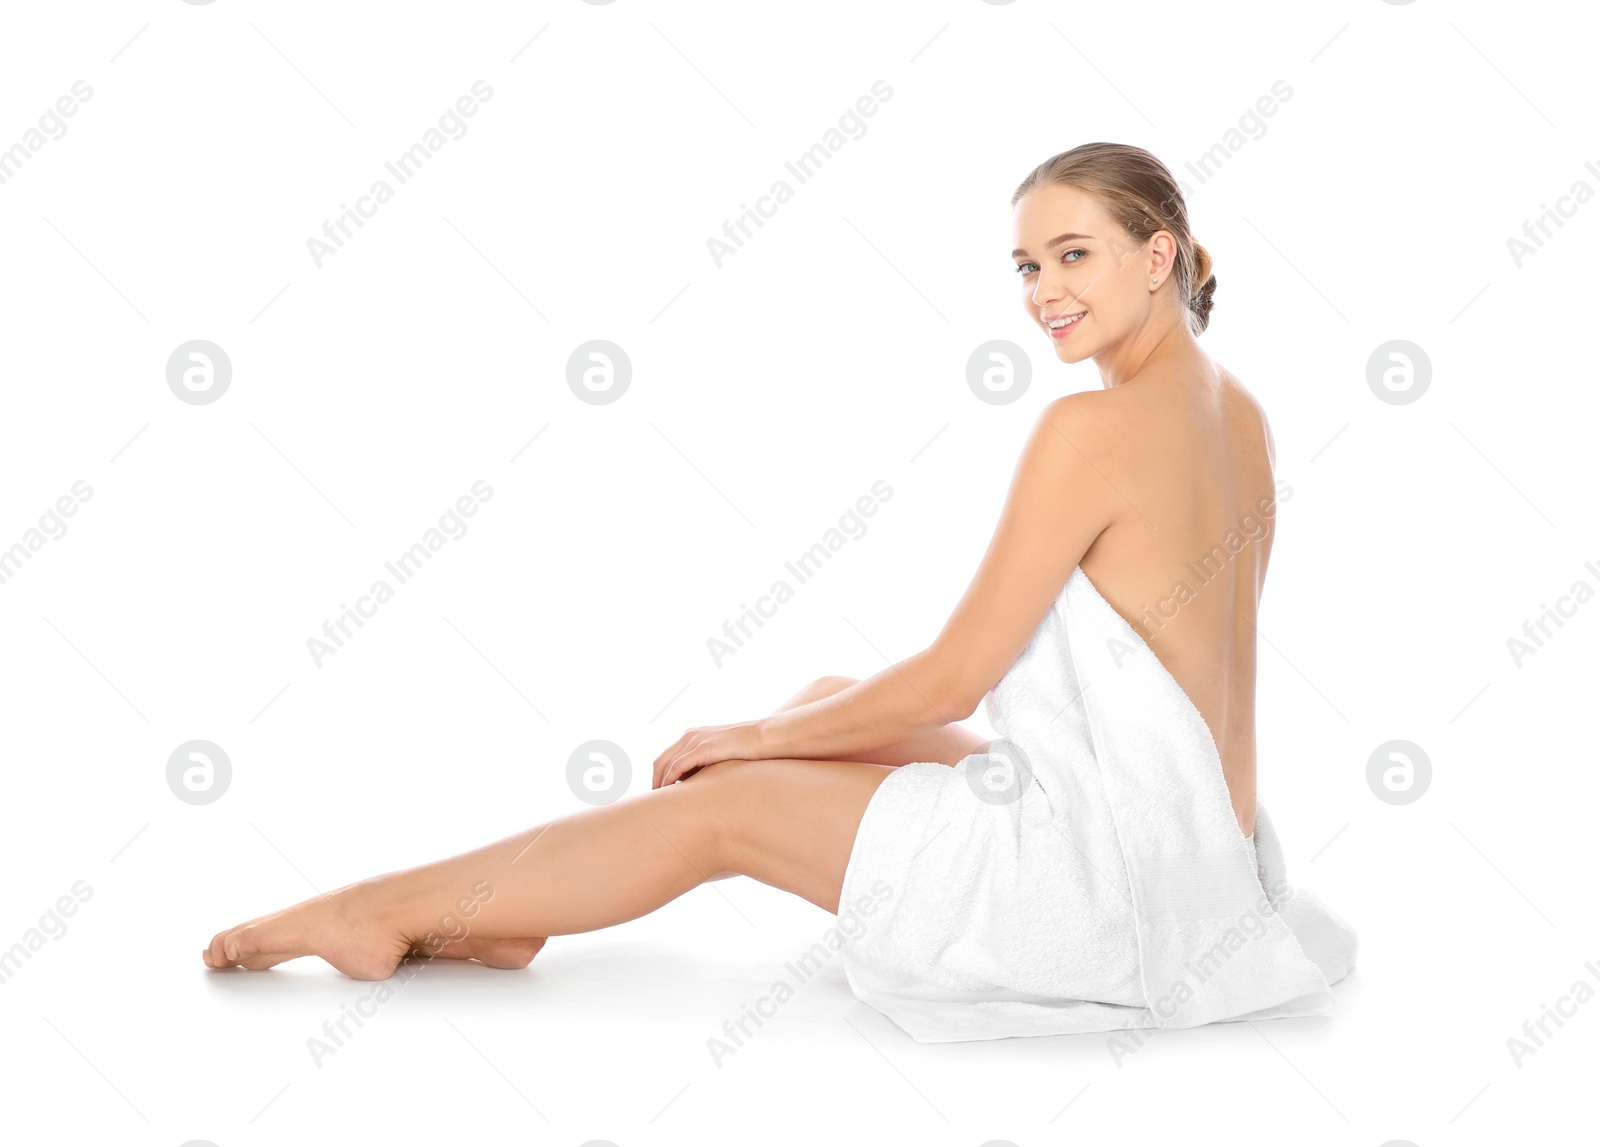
[1075,362,1278,838]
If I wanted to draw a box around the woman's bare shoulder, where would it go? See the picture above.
[1216,366,1276,469]
[1033,387,1134,454]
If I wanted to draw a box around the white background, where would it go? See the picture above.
[2,0,1596,1143]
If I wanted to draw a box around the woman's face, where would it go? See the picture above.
[1011,182,1160,364]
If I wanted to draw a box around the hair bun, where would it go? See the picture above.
[1188,241,1217,333]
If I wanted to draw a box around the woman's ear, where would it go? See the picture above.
[1147,230,1179,288]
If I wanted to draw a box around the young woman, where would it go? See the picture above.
[202,143,1355,1042]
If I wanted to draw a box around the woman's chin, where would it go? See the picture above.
[1052,340,1093,364]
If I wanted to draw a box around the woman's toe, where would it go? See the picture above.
[207,931,233,969]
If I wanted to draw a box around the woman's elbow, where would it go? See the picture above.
[918,648,981,722]
[934,672,982,723]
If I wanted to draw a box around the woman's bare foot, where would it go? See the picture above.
[202,880,550,978]
[202,882,413,980]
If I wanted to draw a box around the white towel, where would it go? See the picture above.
[835,565,1358,1042]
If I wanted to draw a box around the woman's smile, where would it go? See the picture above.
[1043,309,1087,339]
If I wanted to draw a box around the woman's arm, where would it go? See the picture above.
[654,393,1123,785]
[756,393,1121,761]
[753,645,967,763]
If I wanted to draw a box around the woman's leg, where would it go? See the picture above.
[201,675,968,977]
[201,756,895,979]
[775,675,989,767]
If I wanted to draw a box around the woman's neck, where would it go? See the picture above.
[1094,314,1203,389]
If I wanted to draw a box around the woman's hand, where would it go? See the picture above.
[653,719,768,788]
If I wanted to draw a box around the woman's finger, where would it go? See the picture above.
[654,732,687,773]
[653,731,696,788]
[659,736,704,788]
[673,746,705,786]
[664,744,708,787]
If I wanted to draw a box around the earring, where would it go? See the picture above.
[1151,278,1158,284]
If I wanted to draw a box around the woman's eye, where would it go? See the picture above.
[1015,249,1086,274]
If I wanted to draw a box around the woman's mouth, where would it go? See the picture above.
[1044,310,1086,339]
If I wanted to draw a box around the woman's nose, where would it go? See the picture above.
[1033,264,1083,311]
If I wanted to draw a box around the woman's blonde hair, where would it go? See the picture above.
[1012,142,1216,335]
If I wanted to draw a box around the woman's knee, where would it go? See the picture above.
[677,758,791,875]
[670,758,766,875]
[775,675,859,713]
[679,757,892,910]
